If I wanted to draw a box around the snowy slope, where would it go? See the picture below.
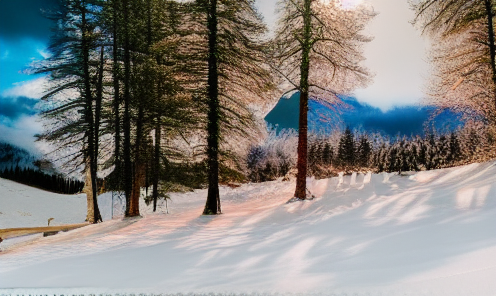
[0,178,115,230]
[1,162,496,295]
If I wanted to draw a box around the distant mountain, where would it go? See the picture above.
[0,141,57,174]
[0,141,38,171]
[265,93,464,137]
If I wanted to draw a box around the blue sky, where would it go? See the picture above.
[0,0,56,89]
[0,0,58,153]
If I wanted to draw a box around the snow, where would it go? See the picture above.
[1,162,496,295]
[0,178,115,229]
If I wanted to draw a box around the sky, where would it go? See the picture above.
[0,0,430,153]
[0,0,58,153]
[255,0,431,111]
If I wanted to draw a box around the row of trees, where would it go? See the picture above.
[36,0,375,221]
[37,0,276,221]
[246,126,495,182]
[0,166,84,194]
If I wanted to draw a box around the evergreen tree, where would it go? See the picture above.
[308,141,318,173]
[357,136,372,168]
[438,135,450,167]
[185,0,273,214]
[409,143,420,171]
[448,132,462,163]
[417,136,427,168]
[338,127,356,168]
[322,142,333,167]
[398,140,410,173]
[388,146,398,173]
[468,129,480,159]
[425,133,438,170]
[35,0,104,223]
[376,144,387,172]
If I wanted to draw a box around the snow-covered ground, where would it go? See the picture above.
[0,178,114,229]
[1,162,496,295]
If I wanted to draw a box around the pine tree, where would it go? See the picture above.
[399,140,410,173]
[409,143,420,171]
[376,144,387,172]
[425,133,438,170]
[417,136,427,168]
[322,142,333,167]
[308,141,318,173]
[438,135,450,167]
[448,132,462,164]
[357,136,372,168]
[388,147,398,173]
[35,0,104,223]
[183,0,273,214]
[338,127,356,168]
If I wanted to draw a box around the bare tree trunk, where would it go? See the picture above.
[294,0,312,200]
[129,105,144,217]
[123,0,133,217]
[484,0,496,117]
[203,0,221,215]
[88,45,105,223]
[153,117,161,212]
[129,166,142,216]
[84,158,96,223]
[82,5,102,222]
[112,0,122,187]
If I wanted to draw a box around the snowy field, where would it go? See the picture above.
[0,179,115,229]
[1,162,496,295]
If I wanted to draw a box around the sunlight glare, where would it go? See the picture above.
[340,0,363,9]
[319,0,363,9]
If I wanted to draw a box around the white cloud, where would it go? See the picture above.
[36,48,51,59]
[0,115,43,155]
[255,0,430,111]
[353,0,431,111]
[341,0,364,8]
[0,77,49,155]
[255,0,278,35]
[2,76,47,99]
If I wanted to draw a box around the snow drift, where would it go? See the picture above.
[1,162,496,295]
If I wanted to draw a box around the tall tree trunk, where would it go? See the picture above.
[153,116,161,212]
[203,0,221,215]
[89,45,105,223]
[84,157,97,223]
[123,0,133,216]
[82,3,102,222]
[128,0,155,216]
[112,0,121,187]
[294,0,312,200]
[484,0,496,118]
[129,105,144,217]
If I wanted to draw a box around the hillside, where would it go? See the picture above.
[0,178,113,230]
[0,142,38,171]
[1,162,496,295]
